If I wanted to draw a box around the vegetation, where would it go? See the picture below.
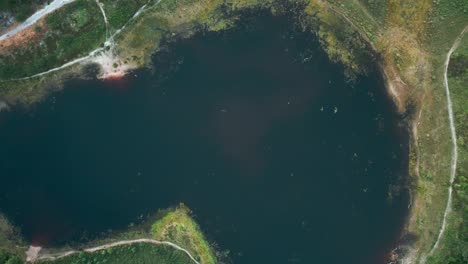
[300,0,375,78]
[292,1,467,262]
[0,215,24,264]
[0,0,467,263]
[34,205,215,264]
[0,0,48,21]
[426,32,468,264]
[151,204,216,264]
[100,0,148,31]
[0,250,21,264]
[0,0,105,79]
[37,244,194,264]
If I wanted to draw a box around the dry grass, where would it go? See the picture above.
[387,0,432,41]
[0,18,47,54]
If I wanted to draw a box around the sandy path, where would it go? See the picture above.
[0,0,76,42]
[95,0,109,39]
[4,0,161,81]
[423,25,468,262]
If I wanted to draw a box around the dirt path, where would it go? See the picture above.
[95,0,109,39]
[4,0,161,81]
[0,0,76,42]
[423,25,468,262]
[32,238,200,264]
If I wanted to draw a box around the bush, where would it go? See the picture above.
[0,250,21,264]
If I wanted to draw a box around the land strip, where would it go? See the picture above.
[426,25,468,258]
[34,239,199,264]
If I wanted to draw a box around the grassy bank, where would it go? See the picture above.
[297,1,468,262]
[33,205,216,264]
[426,31,468,264]
[151,205,215,264]
[37,243,194,264]
[0,214,25,263]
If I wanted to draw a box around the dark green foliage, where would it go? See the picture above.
[0,0,48,21]
[0,0,105,79]
[0,250,21,264]
[101,0,148,30]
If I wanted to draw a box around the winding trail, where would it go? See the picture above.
[0,0,76,42]
[4,0,161,81]
[426,25,468,259]
[33,239,200,264]
[95,0,109,39]
[9,47,106,80]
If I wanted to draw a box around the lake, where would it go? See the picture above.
[0,12,409,264]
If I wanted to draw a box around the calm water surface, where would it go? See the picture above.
[0,13,408,264]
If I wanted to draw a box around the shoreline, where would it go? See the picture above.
[19,205,216,264]
[0,1,466,263]
[29,239,200,264]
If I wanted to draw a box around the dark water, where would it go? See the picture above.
[0,13,408,264]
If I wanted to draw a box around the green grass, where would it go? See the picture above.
[427,0,468,55]
[0,0,48,21]
[38,243,194,264]
[0,0,105,79]
[357,0,388,22]
[30,205,216,264]
[0,215,24,263]
[100,0,148,31]
[114,0,230,67]
[426,31,468,264]
[0,249,21,264]
[301,0,376,78]
[151,204,216,264]
[327,0,382,37]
